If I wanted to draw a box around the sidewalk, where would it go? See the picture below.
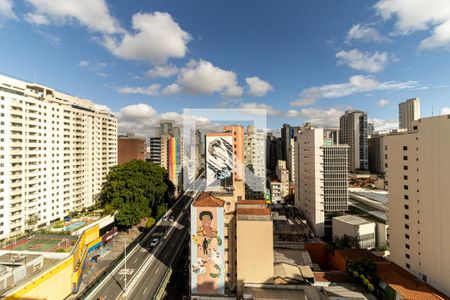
[67,226,142,299]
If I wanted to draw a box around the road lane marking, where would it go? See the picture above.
[155,266,160,274]
[143,287,148,294]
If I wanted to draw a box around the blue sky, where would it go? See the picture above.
[0,0,450,134]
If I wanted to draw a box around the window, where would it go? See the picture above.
[403,165,408,170]
[406,263,411,269]
[405,244,410,249]
[404,195,409,200]
[404,185,408,190]
[405,234,410,239]
[405,224,409,229]
[404,175,408,180]
[403,146,408,150]
[405,214,409,220]
[403,156,408,160]
[404,204,409,210]
[406,253,410,259]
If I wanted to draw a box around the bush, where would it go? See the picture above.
[146,217,156,229]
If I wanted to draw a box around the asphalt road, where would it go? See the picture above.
[87,190,196,300]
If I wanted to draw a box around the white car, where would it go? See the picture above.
[169,215,175,222]
[150,238,159,247]
[162,216,168,222]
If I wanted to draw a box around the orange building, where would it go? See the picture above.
[223,125,245,181]
[117,135,147,165]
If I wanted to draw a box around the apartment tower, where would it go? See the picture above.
[0,74,117,239]
[399,97,420,131]
[385,115,450,296]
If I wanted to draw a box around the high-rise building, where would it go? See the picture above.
[385,115,450,295]
[265,132,278,172]
[295,127,349,237]
[399,97,420,131]
[339,110,368,173]
[244,125,266,199]
[281,124,300,181]
[186,129,202,181]
[0,74,117,239]
[150,121,184,187]
[368,129,407,175]
[223,125,245,181]
[117,134,146,165]
[149,137,162,165]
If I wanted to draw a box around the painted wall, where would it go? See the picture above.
[206,135,233,189]
[5,256,73,300]
[190,206,225,295]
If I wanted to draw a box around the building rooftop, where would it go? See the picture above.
[237,200,267,205]
[192,192,225,207]
[376,262,448,300]
[274,249,313,267]
[333,215,372,226]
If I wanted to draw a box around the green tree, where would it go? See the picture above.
[100,160,170,229]
[146,217,156,229]
[155,204,167,219]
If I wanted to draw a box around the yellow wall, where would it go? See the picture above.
[5,256,74,300]
[4,224,102,299]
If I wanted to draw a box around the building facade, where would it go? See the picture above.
[385,115,450,296]
[117,134,146,165]
[339,110,368,173]
[0,74,117,239]
[399,97,420,131]
[295,127,349,238]
[244,125,266,199]
[332,215,376,249]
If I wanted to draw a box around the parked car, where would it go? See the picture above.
[169,215,175,222]
[150,238,159,247]
[162,216,168,222]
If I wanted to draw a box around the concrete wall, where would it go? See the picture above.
[237,219,273,292]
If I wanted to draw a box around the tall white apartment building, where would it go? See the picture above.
[0,75,117,240]
[295,127,349,237]
[399,97,420,131]
[244,125,266,199]
[385,115,450,296]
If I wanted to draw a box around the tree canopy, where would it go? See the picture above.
[100,160,173,228]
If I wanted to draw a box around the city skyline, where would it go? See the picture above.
[1,0,450,135]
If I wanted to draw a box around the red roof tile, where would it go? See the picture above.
[193,192,225,207]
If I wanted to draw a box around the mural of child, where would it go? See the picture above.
[192,210,223,278]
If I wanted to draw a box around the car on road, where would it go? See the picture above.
[150,238,159,247]
[162,216,168,221]
[169,215,175,222]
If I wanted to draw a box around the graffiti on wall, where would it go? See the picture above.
[206,136,233,188]
[190,206,225,295]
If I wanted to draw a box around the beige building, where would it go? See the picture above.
[339,110,368,172]
[236,200,273,293]
[399,97,420,131]
[385,115,450,296]
[0,74,117,240]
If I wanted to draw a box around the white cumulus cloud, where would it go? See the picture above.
[290,75,419,107]
[146,64,178,79]
[163,59,243,97]
[375,0,450,49]
[24,0,123,34]
[24,12,50,25]
[102,12,190,64]
[117,84,161,96]
[238,102,280,115]
[336,49,389,73]
[346,24,388,44]
[378,98,390,106]
[286,107,345,128]
[441,107,450,115]
[0,0,17,20]
[245,76,274,97]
